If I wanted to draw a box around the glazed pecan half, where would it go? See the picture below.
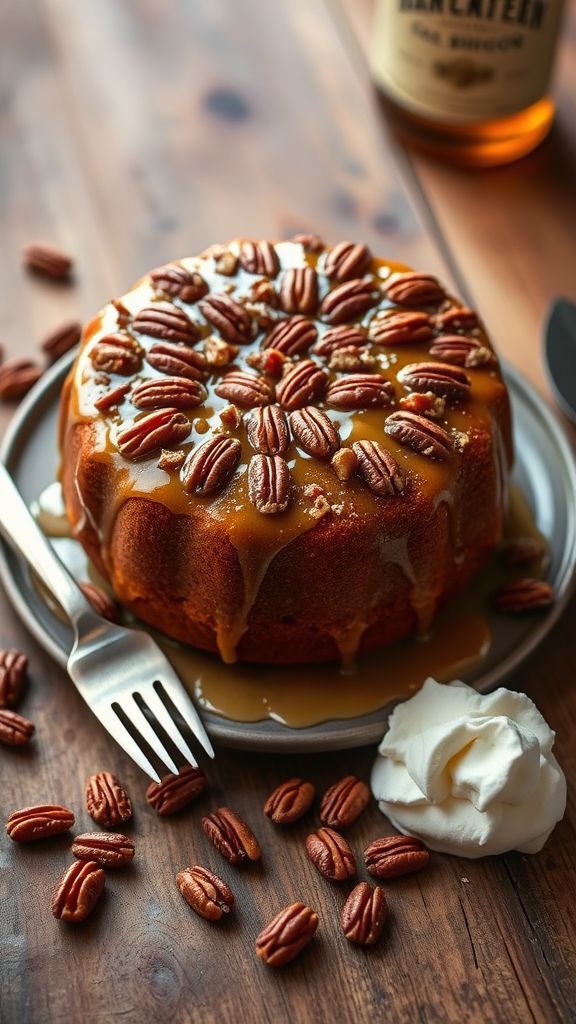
[320,278,378,325]
[177,866,235,921]
[364,835,430,878]
[311,325,366,357]
[290,407,339,458]
[352,440,404,497]
[397,361,471,400]
[493,578,554,613]
[290,233,325,253]
[435,306,479,332]
[276,360,328,411]
[306,827,357,881]
[239,240,280,277]
[248,454,292,514]
[150,263,208,304]
[0,709,35,746]
[384,271,445,307]
[341,882,387,946]
[132,302,199,345]
[41,319,82,363]
[86,771,132,828]
[90,333,143,375]
[369,309,434,346]
[0,648,28,708]
[256,902,318,967]
[246,404,289,455]
[384,411,453,460]
[22,241,72,279]
[132,376,206,410]
[324,240,371,282]
[199,292,253,344]
[6,804,75,842]
[117,408,191,459]
[215,371,274,408]
[181,435,242,495]
[262,316,318,356]
[94,383,131,412]
[147,341,209,382]
[52,860,105,923]
[72,831,135,868]
[202,806,262,865]
[263,778,316,825]
[280,267,318,315]
[429,334,493,368]
[146,766,208,815]
[319,775,370,829]
[326,374,394,409]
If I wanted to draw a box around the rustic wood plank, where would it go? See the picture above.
[0,1,575,1023]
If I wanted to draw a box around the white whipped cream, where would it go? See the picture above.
[371,678,566,858]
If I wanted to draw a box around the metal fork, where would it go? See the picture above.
[0,464,214,781]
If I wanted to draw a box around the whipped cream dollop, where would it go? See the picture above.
[371,678,566,858]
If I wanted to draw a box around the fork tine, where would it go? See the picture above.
[116,697,180,776]
[155,678,215,759]
[139,686,198,768]
[92,702,162,782]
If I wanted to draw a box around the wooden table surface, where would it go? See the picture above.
[2,2,576,1022]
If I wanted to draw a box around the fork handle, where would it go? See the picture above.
[0,464,93,625]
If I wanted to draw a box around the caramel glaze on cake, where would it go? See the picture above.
[59,238,512,665]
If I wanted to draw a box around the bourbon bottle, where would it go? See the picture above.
[371,0,566,166]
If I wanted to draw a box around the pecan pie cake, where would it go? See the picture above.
[59,237,512,664]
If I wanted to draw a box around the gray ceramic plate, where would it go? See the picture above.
[0,354,575,751]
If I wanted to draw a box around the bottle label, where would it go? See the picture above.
[371,0,565,124]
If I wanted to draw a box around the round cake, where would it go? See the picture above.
[59,236,512,665]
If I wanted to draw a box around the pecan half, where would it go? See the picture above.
[146,766,208,815]
[385,411,453,460]
[341,882,387,946]
[215,370,273,408]
[352,440,404,497]
[0,709,35,746]
[199,292,253,344]
[202,806,262,865]
[246,405,289,454]
[150,263,208,303]
[320,775,370,829]
[72,831,135,868]
[435,306,479,332]
[502,537,546,568]
[52,860,105,923]
[320,278,378,325]
[263,778,315,825]
[326,374,394,409]
[364,835,430,878]
[41,319,82,363]
[0,359,43,399]
[256,903,318,967]
[132,302,199,345]
[80,582,119,622]
[239,240,280,277]
[262,316,317,356]
[311,325,366,357]
[306,827,357,881]
[132,376,206,410]
[331,447,358,482]
[94,383,131,412]
[90,333,143,375]
[6,804,75,842]
[147,341,209,382]
[86,771,132,828]
[22,241,72,279]
[369,309,434,346]
[280,267,318,315]
[493,578,554,613]
[324,240,371,282]
[290,233,325,252]
[429,334,493,368]
[276,360,328,411]
[177,866,235,921]
[397,361,471,400]
[248,454,292,514]
[181,435,242,495]
[384,271,445,307]
[0,649,28,708]
[117,408,191,459]
[290,407,339,458]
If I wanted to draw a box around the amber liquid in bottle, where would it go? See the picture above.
[371,1,566,168]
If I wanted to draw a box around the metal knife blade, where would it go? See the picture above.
[544,298,576,424]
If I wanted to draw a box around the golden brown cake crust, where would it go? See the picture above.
[59,238,512,664]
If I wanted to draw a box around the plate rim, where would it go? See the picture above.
[0,353,575,751]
